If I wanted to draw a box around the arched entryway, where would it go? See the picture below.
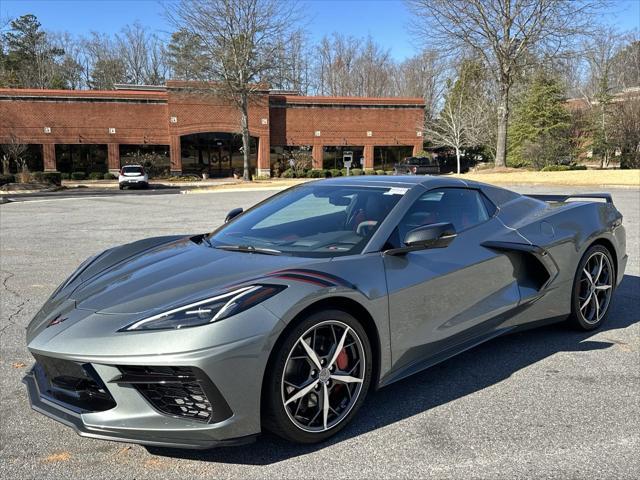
[180,132,257,177]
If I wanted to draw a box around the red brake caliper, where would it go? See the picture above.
[336,348,349,370]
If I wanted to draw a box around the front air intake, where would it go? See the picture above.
[113,365,232,423]
[32,354,116,413]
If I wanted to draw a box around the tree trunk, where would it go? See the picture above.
[495,84,510,168]
[455,147,461,174]
[240,92,251,181]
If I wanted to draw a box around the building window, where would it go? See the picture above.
[55,145,108,174]
[181,132,257,177]
[373,146,413,171]
[120,145,170,177]
[322,146,364,170]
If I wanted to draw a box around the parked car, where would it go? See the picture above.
[393,156,440,175]
[118,165,148,189]
[23,176,626,448]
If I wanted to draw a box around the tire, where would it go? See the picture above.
[569,245,615,330]
[118,184,124,190]
[263,309,373,444]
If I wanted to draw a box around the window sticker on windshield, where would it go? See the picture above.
[384,187,409,196]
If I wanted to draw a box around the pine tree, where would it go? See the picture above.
[508,72,571,168]
[2,14,64,88]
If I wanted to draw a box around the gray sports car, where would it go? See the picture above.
[23,176,627,449]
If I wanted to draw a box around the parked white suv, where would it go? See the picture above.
[118,165,149,190]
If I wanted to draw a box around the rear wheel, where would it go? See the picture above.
[569,245,615,330]
[263,310,372,443]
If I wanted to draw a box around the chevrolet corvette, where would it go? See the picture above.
[23,176,626,448]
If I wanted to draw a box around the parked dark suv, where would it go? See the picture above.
[393,156,440,175]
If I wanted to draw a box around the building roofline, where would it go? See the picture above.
[0,86,426,107]
[0,88,167,99]
[274,95,425,106]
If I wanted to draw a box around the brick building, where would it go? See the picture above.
[0,81,425,177]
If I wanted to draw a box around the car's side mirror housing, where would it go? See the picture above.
[385,222,456,255]
[225,207,244,223]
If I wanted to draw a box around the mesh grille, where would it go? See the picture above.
[118,366,215,422]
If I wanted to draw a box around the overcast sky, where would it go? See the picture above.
[1,0,638,61]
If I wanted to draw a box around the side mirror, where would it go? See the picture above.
[386,222,456,256]
[225,207,244,223]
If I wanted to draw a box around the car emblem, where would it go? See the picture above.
[47,314,68,327]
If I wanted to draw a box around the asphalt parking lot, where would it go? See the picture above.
[1,185,638,479]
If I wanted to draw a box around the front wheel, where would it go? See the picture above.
[263,310,372,443]
[569,245,615,330]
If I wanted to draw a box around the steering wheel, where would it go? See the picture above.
[356,220,378,236]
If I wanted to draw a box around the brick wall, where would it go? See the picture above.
[0,84,425,173]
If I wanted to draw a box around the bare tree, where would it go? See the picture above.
[1,134,28,179]
[353,36,395,96]
[271,29,312,94]
[50,31,84,89]
[613,97,640,169]
[395,50,446,120]
[316,33,361,96]
[82,32,127,89]
[115,22,168,85]
[424,61,487,173]
[407,0,606,168]
[167,0,301,180]
[580,28,625,167]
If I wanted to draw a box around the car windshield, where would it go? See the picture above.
[209,184,406,257]
[122,166,143,174]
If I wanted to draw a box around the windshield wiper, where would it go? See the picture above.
[214,244,282,255]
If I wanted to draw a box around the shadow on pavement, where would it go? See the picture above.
[147,274,639,465]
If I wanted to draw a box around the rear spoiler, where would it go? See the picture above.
[526,193,613,204]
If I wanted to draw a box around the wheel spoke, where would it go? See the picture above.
[594,254,604,283]
[299,336,322,370]
[580,292,593,311]
[330,374,363,384]
[328,326,350,368]
[583,268,594,286]
[592,293,600,321]
[595,284,612,291]
[322,383,329,430]
[285,379,319,406]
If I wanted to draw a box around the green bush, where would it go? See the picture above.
[340,168,348,176]
[103,172,117,180]
[61,173,71,180]
[281,168,295,178]
[0,174,15,186]
[351,168,363,176]
[71,172,86,180]
[88,172,104,180]
[329,169,342,178]
[541,165,570,171]
[375,170,385,176]
[541,164,588,172]
[307,169,325,178]
[42,172,62,185]
[364,169,376,175]
[30,172,44,183]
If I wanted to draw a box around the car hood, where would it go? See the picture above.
[64,236,315,315]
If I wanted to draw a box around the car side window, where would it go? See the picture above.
[388,188,491,248]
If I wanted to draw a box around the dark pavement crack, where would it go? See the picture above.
[1,270,28,334]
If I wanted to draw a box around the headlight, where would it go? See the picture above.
[120,284,286,332]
